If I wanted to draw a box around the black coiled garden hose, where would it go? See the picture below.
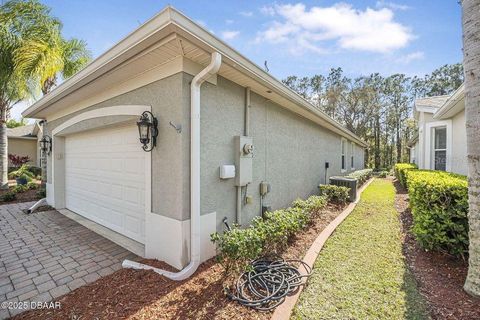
[225,258,312,311]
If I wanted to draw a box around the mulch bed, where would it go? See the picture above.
[13,204,345,320]
[394,179,480,320]
[0,188,40,204]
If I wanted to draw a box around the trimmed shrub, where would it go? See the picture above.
[1,192,16,202]
[376,171,389,178]
[27,181,38,190]
[36,188,46,199]
[394,163,418,188]
[27,166,41,177]
[211,195,328,274]
[12,184,28,193]
[346,168,373,186]
[319,184,350,204]
[406,170,468,257]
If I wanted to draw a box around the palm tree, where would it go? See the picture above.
[0,0,90,190]
[462,0,480,297]
[14,31,90,95]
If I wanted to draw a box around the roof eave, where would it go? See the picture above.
[22,6,367,147]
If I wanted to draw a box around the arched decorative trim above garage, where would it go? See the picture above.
[52,105,150,136]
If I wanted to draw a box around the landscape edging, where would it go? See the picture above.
[271,177,375,320]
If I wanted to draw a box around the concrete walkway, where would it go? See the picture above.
[0,202,137,319]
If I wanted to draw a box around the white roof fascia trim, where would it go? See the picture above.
[433,84,465,120]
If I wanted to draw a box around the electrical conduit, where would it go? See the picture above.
[122,52,222,280]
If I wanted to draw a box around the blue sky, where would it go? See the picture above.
[13,0,462,119]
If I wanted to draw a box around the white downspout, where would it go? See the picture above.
[122,52,222,280]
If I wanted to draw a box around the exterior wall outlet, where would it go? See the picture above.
[245,195,253,204]
[219,165,236,179]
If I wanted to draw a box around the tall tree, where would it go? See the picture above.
[462,0,480,297]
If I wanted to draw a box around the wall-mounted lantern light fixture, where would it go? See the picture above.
[40,135,52,155]
[136,111,158,152]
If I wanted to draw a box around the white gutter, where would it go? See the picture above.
[122,52,222,280]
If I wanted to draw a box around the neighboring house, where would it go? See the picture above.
[7,122,42,167]
[22,7,367,270]
[409,84,466,175]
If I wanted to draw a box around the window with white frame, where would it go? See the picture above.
[341,139,346,171]
[433,126,447,171]
[350,142,355,169]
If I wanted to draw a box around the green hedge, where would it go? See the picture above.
[406,170,468,257]
[318,184,350,204]
[346,168,373,186]
[211,195,328,274]
[394,163,418,188]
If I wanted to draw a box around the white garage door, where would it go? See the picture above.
[65,124,146,244]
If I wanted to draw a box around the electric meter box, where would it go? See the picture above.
[235,136,253,186]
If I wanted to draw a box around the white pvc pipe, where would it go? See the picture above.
[123,52,222,280]
[26,198,47,214]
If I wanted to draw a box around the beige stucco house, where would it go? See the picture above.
[22,7,367,274]
[7,122,41,167]
[409,84,466,175]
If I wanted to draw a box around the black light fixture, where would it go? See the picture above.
[136,111,158,152]
[40,135,52,155]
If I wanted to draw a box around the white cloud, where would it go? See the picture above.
[260,5,276,16]
[376,1,411,11]
[396,51,424,64]
[225,19,234,24]
[256,3,414,54]
[221,30,240,40]
[240,11,253,17]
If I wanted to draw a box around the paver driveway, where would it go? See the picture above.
[0,201,137,319]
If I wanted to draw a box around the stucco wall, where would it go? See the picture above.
[44,71,365,233]
[8,138,38,166]
[451,110,467,175]
[194,74,365,231]
[45,73,187,221]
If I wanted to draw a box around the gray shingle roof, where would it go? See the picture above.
[415,95,451,109]
[7,124,36,138]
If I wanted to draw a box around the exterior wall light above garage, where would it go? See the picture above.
[39,135,52,155]
[136,111,158,152]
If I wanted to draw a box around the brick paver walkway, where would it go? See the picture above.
[0,202,137,319]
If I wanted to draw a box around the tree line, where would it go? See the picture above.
[282,63,464,169]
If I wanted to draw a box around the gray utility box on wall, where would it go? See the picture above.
[234,136,253,186]
[329,176,358,202]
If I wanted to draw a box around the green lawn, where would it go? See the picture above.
[292,179,428,320]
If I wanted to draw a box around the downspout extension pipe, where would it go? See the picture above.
[123,52,222,281]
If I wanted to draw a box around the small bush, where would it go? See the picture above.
[36,188,46,199]
[27,166,41,177]
[12,184,28,193]
[346,168,373,186]
[319,184,350,204]
[394,163,417,188]
[211,195,328,275]
[406,170,468,257]
[1,192,16,202]
[27,181,38,190]
[376,171,388,178]
[9,165,35,180]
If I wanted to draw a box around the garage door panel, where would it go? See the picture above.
[65,125,146,244]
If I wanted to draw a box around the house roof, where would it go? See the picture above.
[22,6,367,147]
[414,95,451,114]
[433,84,465,120]
[7,124,38,139]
